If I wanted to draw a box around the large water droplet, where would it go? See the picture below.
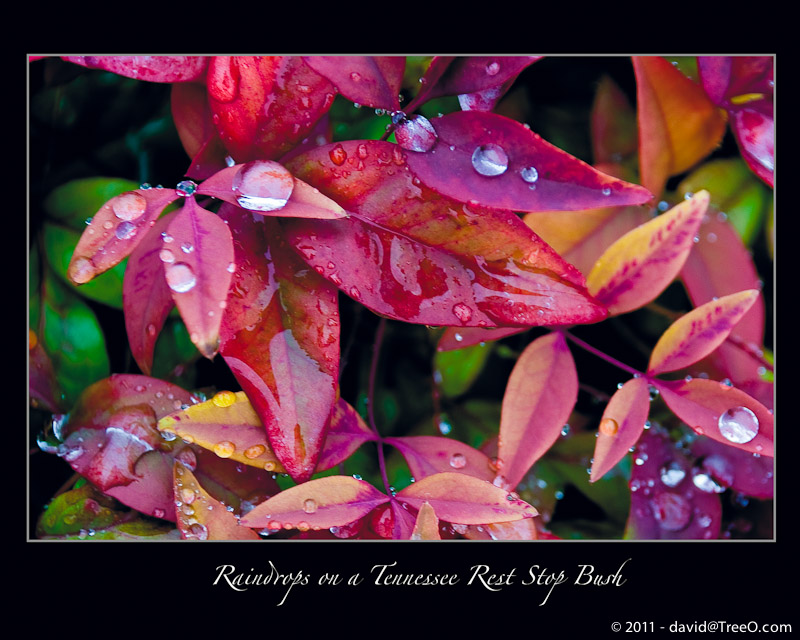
[165,263,197,293]
[471,144,508,176]
[187,522,209,540]
[302,498,318,514]
[452,302,473,323]
[212,390,237,408]
[718,406,759,444]
[651,492,691,531]
[232,160,294,212]
[159,248,175,264]
[180,487,196,504]
[599,418,619,436]
[449,452,467,469]
[112,192,147,221]
[329,144,347,166]
[176,180,197,197]
[244,444,266,459]
[213,441,236,458]
[395,115,438,152]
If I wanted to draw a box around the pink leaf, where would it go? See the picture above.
[384,436,495,482]
[402,111,652,212]
[316,399,379,472]
[587,191,709,315]
[302,56,405,111]
[64,55,209,83]
[163,198,234,358]
[647,290,760,376]
[420,56,541,103]
[411,502,441,540]
[689,437,773,500]
[68,187,180,284]
[590,377,650,482]
[123,211,177,375]
[654,378,773,457]
[238,476,390,531]
[731,108,774,188]
[437,326,526,351]
[497,331,578,490]
[396,472,537,524]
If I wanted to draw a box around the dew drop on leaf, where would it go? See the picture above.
[452,302,473,323]
[485,61,500,76]
[188,522,209,540]
[717,406,759,444]
[599,418,619,436]
[112,192,147,221]
[302,498,318,514]
[659,461,686,487]
[176,180,197,197]
[159,248,175,263]
[449,452,467,469]
[395,115,438,152]
[180,487,196,504]
[520,166,538,184]
[232,160,294,212]
[180,242,194,254]
[212,390,237,407]
[244,444,266,459]
[115,221,137,240]
[471,144,508,176]
[329,144,347,166]
[213,440,236,458]
[165,263,197,293]
[651,492,691,531]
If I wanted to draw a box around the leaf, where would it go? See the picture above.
[689,436,773,500]
[633,56,728,197]
[647,290,760,375]
[437,326,525,351]
[29,329,63,412]
[463,518,539,540]
[302,56,405,111]
[43,177,140,231]
[206,56,336,163]
[171,82,229,180]
[731,108,774,188]
[590,75,638,166]
[173,463,260,540]
[219,207,339,482]
[123,211,178,375]
[385,436,495,482]
[410,502,441,540]
[396,472,537,524]
[624,428,722,540]
[587,191,709,316]
[238,476,390,531]
[63,55,209,82]
[401,111,652,212]
[163,198,234,358]
[589,377,650,482]
[67,187,180,284]
[654,377,773,456]
[434,341,492,397]
[36,482,120,537]
[315,398,379,472]
[284,140,607,328]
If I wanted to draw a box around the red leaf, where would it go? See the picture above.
[437,326,525,351]
[64,55,209,83]
[238,476,390,532]
[731,108,774,188]
[123,211,177,375]
[302,56,405,111]
[396,472,537,524]
[29,329,64,412]
[590,377,650,482]
[587,191,709,316]
[68,187,180,284]
[689,437,773,500]
[219,207,339,482]
[316,398,378,472]
[402,111,652,212]
[654,378,773,457]
[384,436,495,482]
[647,290,760,376]
[170,83,229,180]
[420,56,541,103]
[497,331,578,490]
[163,198,234,358]
[207,56,336,163]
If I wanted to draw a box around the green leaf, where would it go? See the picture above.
[44,177,140,230]
[41,272,110,406]
[43,223,127,308]
[434,342,492,398]
[150,317,200,385]
[36,483,121,536]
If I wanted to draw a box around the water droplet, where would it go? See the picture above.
[153,508,166,519]
[692,470,725,493]
[659,461,686,487]
[449,452,467,469]
[212,390,237,408]
[395,115,438,152]
[187,522,209,540]
[159,248,175,264]
[180,487,196,504]
[177,448,197,470]
[112,192,147,221]
[471,144,508,177]
[452,302,473,323]
[599,418,619,436]
[176,180,197,197]
[165,263,196,293]
[302,498,318,514]
[601,187,612,196]
[232,160,294,212]
[485,61,500,76]
[180,242,194,254]
[115,221,137,240]
[520,166,538,184]
[213,440,236,458]
[244,444,266,459]
[718,406,759,444]
[329,144,347,166]
[651,492,691,531]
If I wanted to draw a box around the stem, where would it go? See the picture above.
[367,317,392,494]
[559,328,646,381]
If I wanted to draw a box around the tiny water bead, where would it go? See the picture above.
[159,248,175,264]
[449,452,467,469]
[165,263,197,293]
[718,406,759,444]
[232,159,294,212]
[519,166,538,184]
[452,302,473,323]
[471,144,508,176]
[112,192,147,221]
[176,180,197,197]
[659,461,686,487]
[395,115,438,153]
[485,61,500,76]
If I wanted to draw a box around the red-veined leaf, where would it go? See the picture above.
[647,290,760,376]
[64,55,209,83]
[625,428,722,540]
[590,377,650,482]
[67,187,180,284]
[196,162,346,219]
[410,502,441,540]
[302,56,405,111]
[315,398,379,472]
[163,197,234,358]
[385,436,495,482]
[218,207,339,482]
[496,331,578,490]
[396,472,537,524]
[171,82,228,180]
[173,463,260,540]
[207,56,336,163]
[587,191,709,316]
[238,476,390,531]
[654,377,773,457]
[633,56,728,197]
[123,211,177,375]
[402,111,652,212]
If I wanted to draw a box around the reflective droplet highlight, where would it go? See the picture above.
[395,115,438,152]
[176,180,197,197]
[232,160,294,212]
[471,144,508,176]
[112,192,147,221]
[452,302,473,323]
[659,461,686,487]
[165,263,196,293]
[114,221,137,240]
[520,166,538,184]
[651,492,691,531]
[449,452,467,469]
[718,406,759,444]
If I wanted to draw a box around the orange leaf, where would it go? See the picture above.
[590,377,651,482]
[633,56,727,197]
[173,462,260,540]
[410,502,441,540]
[648,290,760,375]
[587,191,709,315]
